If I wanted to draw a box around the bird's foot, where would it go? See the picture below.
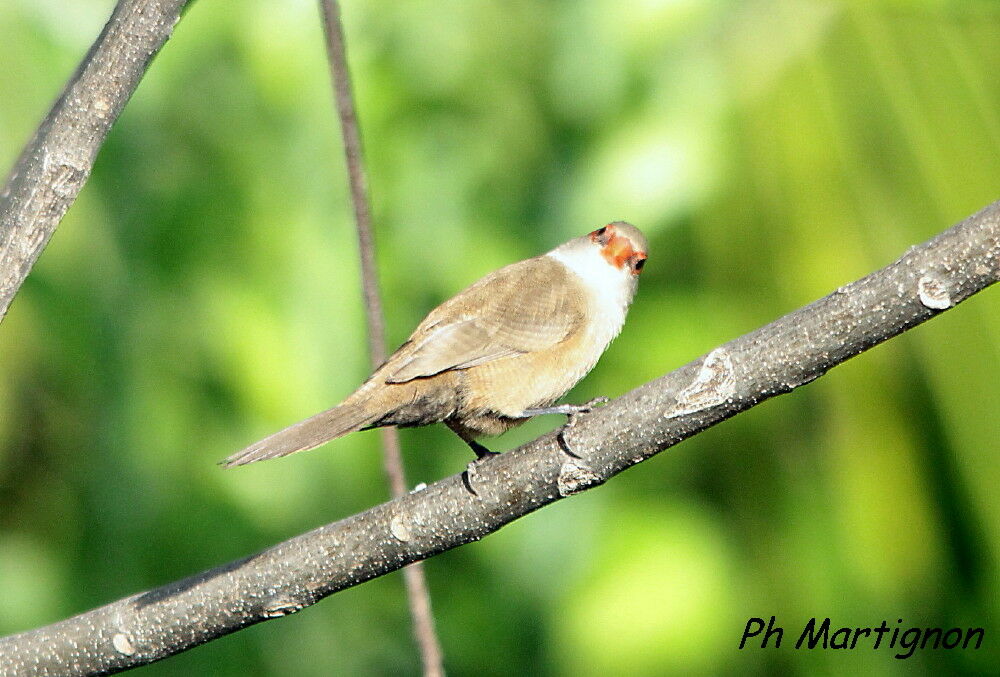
[462,449,499,496]
[520,397,609,457]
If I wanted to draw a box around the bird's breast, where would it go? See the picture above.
[460,264,629,418]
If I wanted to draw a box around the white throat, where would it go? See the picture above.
[546,244,634,348]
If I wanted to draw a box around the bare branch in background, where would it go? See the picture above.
[2,200,997,676]
[317,1,445,675]
[0,0,190,323]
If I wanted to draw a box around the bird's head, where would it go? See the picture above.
[548,221,648,306]
[587,222,647,276]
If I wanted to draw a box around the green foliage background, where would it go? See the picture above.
[1,0,998,674]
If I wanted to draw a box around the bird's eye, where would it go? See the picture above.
[590,226,610,244]
[632,256,646,273]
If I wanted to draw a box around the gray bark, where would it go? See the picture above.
[1,200,997,675]
[0,0,189,322]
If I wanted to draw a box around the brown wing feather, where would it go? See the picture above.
[386,256,584,383]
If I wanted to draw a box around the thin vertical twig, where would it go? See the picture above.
[317,2,445,675]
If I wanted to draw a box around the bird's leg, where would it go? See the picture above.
[466,439,498,460]
[518,396,609,420]
[446,421,498,460]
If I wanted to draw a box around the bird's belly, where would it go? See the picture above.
[461,334,609,418]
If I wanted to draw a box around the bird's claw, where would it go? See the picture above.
[556,396,609,457]
[577,396,609,413]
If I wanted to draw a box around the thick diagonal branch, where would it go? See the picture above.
[0,0,189,323]
[1,201,996,675]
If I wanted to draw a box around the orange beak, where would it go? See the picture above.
[601,232,636,270]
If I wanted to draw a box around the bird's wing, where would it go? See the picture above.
[385,256,585,383]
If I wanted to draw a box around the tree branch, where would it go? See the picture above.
[1,201,997,675]
[0,0,189,323]
[317,1,444,674]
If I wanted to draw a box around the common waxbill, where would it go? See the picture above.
[223,222,648,467]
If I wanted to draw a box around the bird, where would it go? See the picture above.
[223,222,648,467]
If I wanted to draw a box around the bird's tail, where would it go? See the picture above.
[222,402,376,468]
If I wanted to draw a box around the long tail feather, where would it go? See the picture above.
[222,403,374,467]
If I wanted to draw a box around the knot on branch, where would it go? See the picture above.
[666,347,736,418]
[917,274,953,310]
[557,460,601,496]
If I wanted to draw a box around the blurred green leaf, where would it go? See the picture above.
[1,0,998,674]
